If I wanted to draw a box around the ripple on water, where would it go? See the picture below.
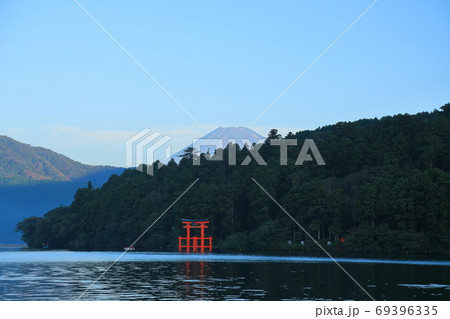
[1,251,450,300]
[398,283,450,289]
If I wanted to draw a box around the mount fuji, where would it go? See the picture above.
[168,127,265,163]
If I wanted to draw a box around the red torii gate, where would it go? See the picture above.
[178,219,213,253]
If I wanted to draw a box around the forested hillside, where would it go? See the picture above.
[17,104,450,254]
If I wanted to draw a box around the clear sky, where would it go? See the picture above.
[1,0,449,166]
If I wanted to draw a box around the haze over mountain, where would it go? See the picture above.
[0,136,124,243]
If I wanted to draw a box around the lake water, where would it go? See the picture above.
[0,249,449,300]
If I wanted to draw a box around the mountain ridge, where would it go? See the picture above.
[0,135,120,185]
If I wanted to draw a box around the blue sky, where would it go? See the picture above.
[1,0,449,166]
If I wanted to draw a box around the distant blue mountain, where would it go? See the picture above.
[0,175,123,243]
[0,135,124,243]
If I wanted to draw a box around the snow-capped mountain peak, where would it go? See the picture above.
[169,127,265,162]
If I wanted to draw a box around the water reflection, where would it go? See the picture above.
[182,261,209,299]
[0,251,449,300]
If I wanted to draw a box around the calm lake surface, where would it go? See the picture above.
[0,249,449,301]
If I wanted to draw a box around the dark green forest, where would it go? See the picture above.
[17,104,450,254]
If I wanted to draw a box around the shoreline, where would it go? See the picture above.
[1,250,450,266]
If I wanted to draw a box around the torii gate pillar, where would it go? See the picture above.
[178,219,212,253]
